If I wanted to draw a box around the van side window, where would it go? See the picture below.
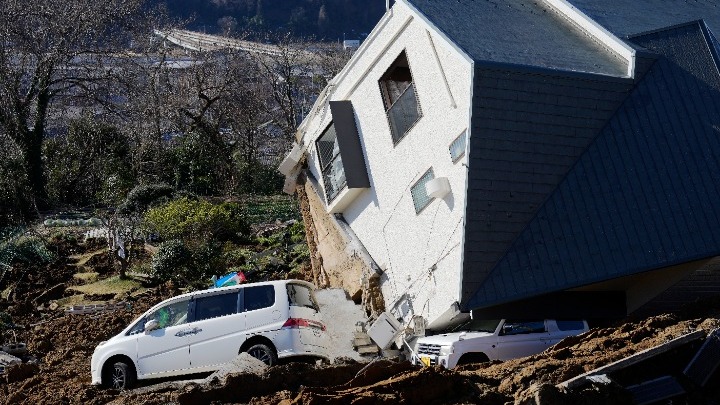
[129,299,190,335]
[195,292,239,321]
[244,286,275,311]
[501,320,546,335]
[286,284,319,312]
[556,320,585,331]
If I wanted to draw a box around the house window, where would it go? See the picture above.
[379,51,422,144]
[449,130,467,162]
[316,122,346,201]
[411,168,435,214]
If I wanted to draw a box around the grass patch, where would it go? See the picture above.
[67,275,144,296]
[73,272,99,283]
[55,294,97,308]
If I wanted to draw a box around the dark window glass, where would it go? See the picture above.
[316,123,346,201]
[452,318,500,333]
[244,285,275,311]
[129,299,189,335]
[286,283,319,312]
[195,292,238,321]
[379,51,421,144]
[501,320,546,335]
[556,320,585,331]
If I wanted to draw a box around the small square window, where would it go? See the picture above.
[411,168,435,214]
[449,130,467,162]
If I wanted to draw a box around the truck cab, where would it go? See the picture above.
[412,319,588,369]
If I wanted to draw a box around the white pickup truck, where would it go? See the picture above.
[412,319,589,369]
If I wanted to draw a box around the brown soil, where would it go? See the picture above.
[2,235,720,404]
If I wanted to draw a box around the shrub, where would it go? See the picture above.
[144,197,250,244]
[151,239,192,283]
[0,230,55,268]
[223,246,256,266]
[118,183,174,215]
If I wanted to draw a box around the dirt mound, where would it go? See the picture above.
[0,287,175,405]
[104,313,720,405]
[3,234,720,404]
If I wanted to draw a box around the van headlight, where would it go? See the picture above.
[439,345,453,356]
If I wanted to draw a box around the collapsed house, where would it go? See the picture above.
[280,0,720,336]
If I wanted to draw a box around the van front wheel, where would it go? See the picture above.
[246,343,278,366]
[106,360,136,390]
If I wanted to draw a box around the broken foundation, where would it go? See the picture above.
[296,173,385,319]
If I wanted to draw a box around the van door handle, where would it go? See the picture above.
[175,330,191,337]
[192,327,202,334]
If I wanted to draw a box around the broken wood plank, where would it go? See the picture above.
[625,375,685,405]
[558,330,705,390]
[683,328,720,387]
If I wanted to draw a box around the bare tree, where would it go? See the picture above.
[0,0,152,212]
[250,33,350,144]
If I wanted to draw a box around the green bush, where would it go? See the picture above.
[151,239,227,289]
[118,183,174,215]
[239,195,300,224]
[223,246,256,266]
[0,230,55,268]
[144,197,250,244]
[151,239,192,283]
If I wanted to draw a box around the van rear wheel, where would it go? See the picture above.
[246,343,278,366]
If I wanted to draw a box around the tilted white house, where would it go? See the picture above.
[281,0,720,333]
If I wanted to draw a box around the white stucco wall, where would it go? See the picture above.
[298,1,473,329]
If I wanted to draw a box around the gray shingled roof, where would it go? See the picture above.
[465,21,720,310]
[405,0,627,76]
[569,0,720,38]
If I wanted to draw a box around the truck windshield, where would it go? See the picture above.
[454,319,500,333]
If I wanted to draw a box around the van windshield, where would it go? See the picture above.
[453,318,500,333]
[286,283,319,312]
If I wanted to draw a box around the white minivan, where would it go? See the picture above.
[91,280,329,389]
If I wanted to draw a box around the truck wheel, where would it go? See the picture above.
[246,343,278,366]
[105,360,136,390]
[457,352,490,366]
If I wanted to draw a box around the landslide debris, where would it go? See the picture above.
[2,231,720,404]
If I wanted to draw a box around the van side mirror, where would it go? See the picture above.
[145,319,160,332]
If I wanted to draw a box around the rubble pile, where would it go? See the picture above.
[1,234,719,404]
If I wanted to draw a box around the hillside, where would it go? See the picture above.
[160,0,388,40]
[1,227,720,404]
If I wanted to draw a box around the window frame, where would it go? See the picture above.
[410,168,436,214]
[449,130,467,163]
[378,50,422,145]
[243,285,276,312]
[193,291,241,322]
[315,121,347,202]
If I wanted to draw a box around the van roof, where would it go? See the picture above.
[162,279,315,303]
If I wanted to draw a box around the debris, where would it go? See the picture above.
[683,327,720,387]
[558,329,705,390]
[625,375,685,405]
[0,351,21,367]
[0,342,26,355]
[64,301,127,315]
[4,362,39,383]
[31,283,65,305]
